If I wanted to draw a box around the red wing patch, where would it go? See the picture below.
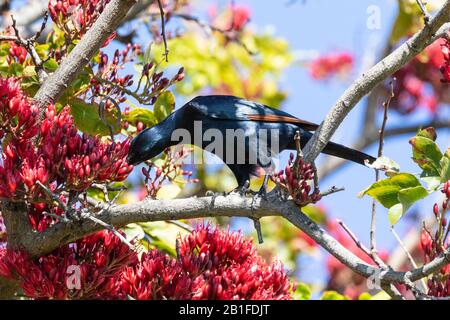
[246,114,319,131]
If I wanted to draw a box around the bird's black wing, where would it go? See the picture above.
[183,95,319,131]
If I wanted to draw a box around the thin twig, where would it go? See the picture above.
[91,183,128,192]
[36,181,67,211]
[416,0,431,24]
[164,220,194,233]
[319,186,345,197]
[156,0,169,62]
[1,13,50,83]
[391,226,428,293]
[391,228,419,269]
[370,79,395,266]
[337,218,374,262]
[84,213,134,249]
[169,13,256,55]
[97,93,122,141]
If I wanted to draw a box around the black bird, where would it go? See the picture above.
[127,95,375,189]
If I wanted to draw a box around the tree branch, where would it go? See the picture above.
[4,190,446,289]
[32,0,140,117]
[302,1,450,163]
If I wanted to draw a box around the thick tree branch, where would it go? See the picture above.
[302,1,450,163]
[32,0,140,116]
[5,190,447,289]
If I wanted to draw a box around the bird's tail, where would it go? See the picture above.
[322,140,376,166]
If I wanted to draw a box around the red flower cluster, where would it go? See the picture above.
[272,153,321,206]
[7,41,27,64]
[0,77,132,200]
[228,4,251,32]
[391,39,450,114]
[209,3,251,32]
[48,0,112,44]
[0,230,136,299]
[48,0,110,35]
[25,200,69,232]
[420,180,450,297]
[309,52,353,80]
[0,225,293,300]
[119,225,293,300]
[90,44,142,106]
[42,105,132,191]
[440,40,450,83]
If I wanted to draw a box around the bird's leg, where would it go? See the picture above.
[257,174,270,199]
[249,181,265,244]
[237,180,250,196]
[205,190,227,207]
[219,180,251,196]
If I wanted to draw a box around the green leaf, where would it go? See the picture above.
[390,0,423,44]
[397,185,429,205]
[417,127,437,141]
[388,186,427,225]
[320,291,348,300]
[369,290,392,300]
[69,98,120,136]
[359,173,423,208]
[358,292,373,300]
[22,66,36,77]
[302,205,327,224]
[293,283,311,300]
[360,173,428,225]
[410,135,443,175]
[440,155,450,183]
[388,203,405,226]
[43,58,59,72]
[123,108,157,127]
[154,91,175,122]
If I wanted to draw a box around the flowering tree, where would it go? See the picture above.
[0,0,449,300]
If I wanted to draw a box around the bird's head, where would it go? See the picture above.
[126,126,168,165]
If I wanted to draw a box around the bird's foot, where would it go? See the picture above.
[219,180,251,197]
[253,184,268,201]
[236,180,251,196]
[205,190,223,207]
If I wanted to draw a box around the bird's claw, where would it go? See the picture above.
[237,180,250,196]
[222,180,251,197]
[256,186,268,200]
